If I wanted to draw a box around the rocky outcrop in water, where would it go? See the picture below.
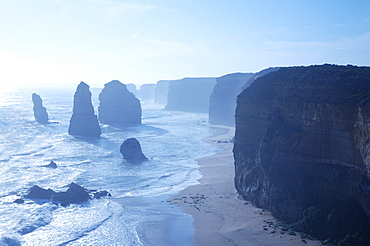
[24,183,111,207]
[165,77,216,113]
[98,80,142,125]
[32,93,48,123]
[68,82,101,137]
[154,80,169,105]
[209,73,255,126]
[233,64,370,244]
[42,161,57,169]
[120,138,147,162]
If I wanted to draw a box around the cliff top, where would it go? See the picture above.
[239,64,370,106]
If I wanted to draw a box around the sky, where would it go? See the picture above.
[0,0,369,88]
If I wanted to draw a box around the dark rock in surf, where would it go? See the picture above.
[42,160,57,168]
[32,93,49,123]
[53,182,90,206]
[98,80,142,125]
[68,82,101,137]
[13,198,25,204]
[23,183,111,206]
[91,190,112,199]
[120,138,147,162]
[25,185,56,200]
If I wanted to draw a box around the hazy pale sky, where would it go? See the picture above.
[0,0,369,88]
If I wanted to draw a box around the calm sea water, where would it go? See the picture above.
[0,87,221,245]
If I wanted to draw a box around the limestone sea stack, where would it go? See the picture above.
[120,138,147,162]
[98,80,142,125]
[233,64,370,243]
[32,93,49,123]
[68,82,101,137]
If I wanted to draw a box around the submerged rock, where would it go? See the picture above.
[32,93,49,123]
[98,80,142,125]
[120,138,147,162]
[68,82,101,137]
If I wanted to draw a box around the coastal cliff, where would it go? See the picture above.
[209,73,255,126]
[165,77,216,113]
[154,80,169,105]
[139,84,156,103]
[209,68,280,126]
[233,64,370,243]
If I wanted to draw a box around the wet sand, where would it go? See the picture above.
[170,125,322,246]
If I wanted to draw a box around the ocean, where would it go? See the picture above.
[0,87,221,246]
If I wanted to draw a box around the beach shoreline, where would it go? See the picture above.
[170,125,322,246]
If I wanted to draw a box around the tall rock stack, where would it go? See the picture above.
[68,82,101,137]
[233,64,370,243]
[98,80,142,125]
[32,93,49,123]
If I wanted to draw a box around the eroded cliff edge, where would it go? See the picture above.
[233,64,370,242]
[209,72,255,126]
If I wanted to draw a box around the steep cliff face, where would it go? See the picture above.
[233,65,370,226]
[209,73,255,126]
[98,80,142,125]
[209,68,280,126]
[165,77,216,113]
[154,80,169,105]
[68,82,101,137]
[139,84,156,103]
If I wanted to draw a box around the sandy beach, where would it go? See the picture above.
[170,125,322,246]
